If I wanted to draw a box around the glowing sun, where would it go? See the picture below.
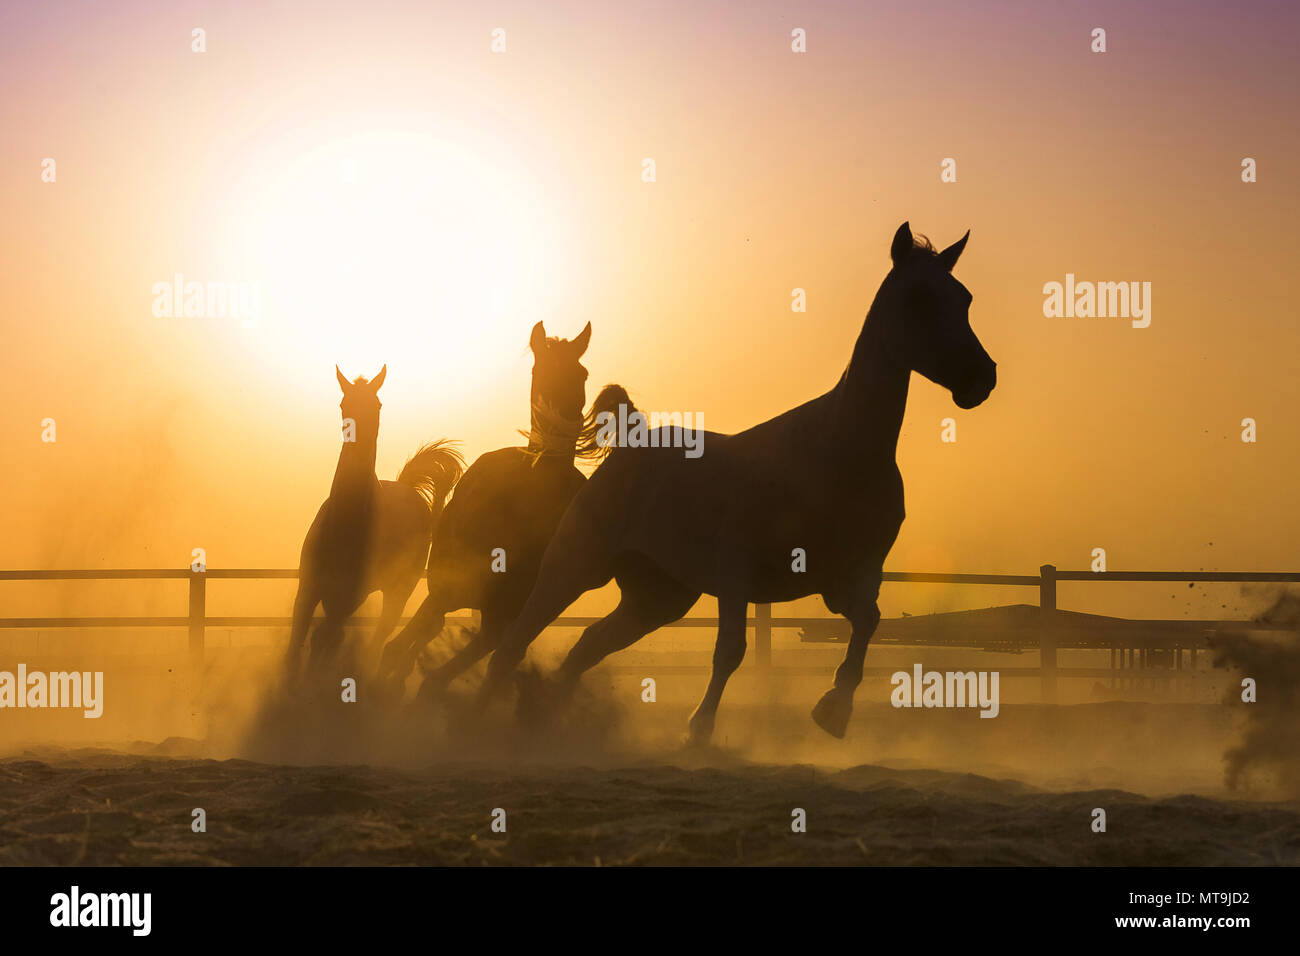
[241,129,574,391]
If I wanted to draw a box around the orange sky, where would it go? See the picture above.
[2,0,1298,621]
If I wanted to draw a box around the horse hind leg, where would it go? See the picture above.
[508,566,699,725]
[686,595,749,746]
[478,535,614,705]
[559,563,698,685]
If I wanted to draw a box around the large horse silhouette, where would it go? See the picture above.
[376,322,629,696]
[477,223,997,743]
[289,366,464,667]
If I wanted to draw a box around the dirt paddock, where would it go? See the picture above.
[2,694,1297,866]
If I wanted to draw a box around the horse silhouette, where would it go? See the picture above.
[476,223,997,743]
[376,322,629,696]
[289,366,464,668]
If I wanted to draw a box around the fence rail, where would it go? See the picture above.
[2,565,1297,699]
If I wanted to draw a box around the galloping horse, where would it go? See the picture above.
[376,322,630,696]
[289,366,464,667]
[476,223,997,743]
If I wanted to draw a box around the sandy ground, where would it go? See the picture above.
[2,634,1297,866]
[1,749,1297,866]
[3,693,1298,868]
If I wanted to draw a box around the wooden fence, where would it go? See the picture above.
[1,565,1297,699]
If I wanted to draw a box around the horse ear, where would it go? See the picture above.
[530,321,547,354]
[370,365,387,391]
[571,321,592,358]
[336,365,350,393]
[890,222,913,265]
[936,230,970,272]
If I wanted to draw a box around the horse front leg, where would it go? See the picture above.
[686,596,749,746]
[811,581,882,738]
[415,611,503,704]
[285,577,318,680]
[377,594,446,681]
[370,583,413,654]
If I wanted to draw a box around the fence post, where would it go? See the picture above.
[188,570,206,687]
[754,603,772,669]
[1039,564,1057,702]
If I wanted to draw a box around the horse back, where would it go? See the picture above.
[575,429,904,601]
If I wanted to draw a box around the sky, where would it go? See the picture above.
[2,0,1298,621]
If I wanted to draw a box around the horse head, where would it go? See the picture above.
[882,223,996,409]
[336,364,386,431]
[529,321,591,427]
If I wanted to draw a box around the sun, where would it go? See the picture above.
[237,128,574,394]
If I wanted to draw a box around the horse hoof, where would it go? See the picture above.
[685,711,715,747]
[414,675,446,707]
[466,684,495,721]
[368,674,403,704]
[282,647,305,682]
[514,671,563,725]
[811,689,852,739]
[376,641,410,679]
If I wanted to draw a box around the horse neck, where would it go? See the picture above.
[830,295,911,464]
[527,382,580,463]
[331,420,379,501]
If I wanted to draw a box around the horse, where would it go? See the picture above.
[288,366,464,669]
[475,223,997,744]
[376,322,630,697]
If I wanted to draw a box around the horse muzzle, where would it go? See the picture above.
[953,362,996,409]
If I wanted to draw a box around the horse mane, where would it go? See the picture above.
[518,383,636,465]
[520,399,582,462]
[907,235,937,258]
[523,335,568,353]
[830,235,940,390]
[576,384,636,461]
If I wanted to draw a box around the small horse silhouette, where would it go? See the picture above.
[478,223,997,743]
[289,366,464,668]
[376,322,629,694]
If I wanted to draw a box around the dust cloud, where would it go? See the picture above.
[1210,587,1300,797]
[1,590,1296,807]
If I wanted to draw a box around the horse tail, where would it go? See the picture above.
[575,383,637,462]
[397,439,466,514]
